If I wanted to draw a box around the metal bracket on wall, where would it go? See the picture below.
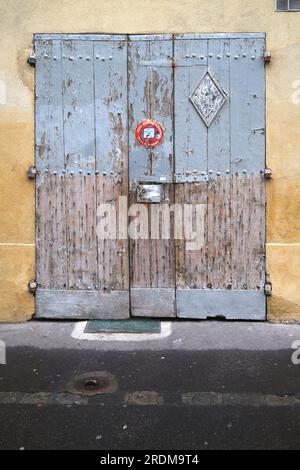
[264,51,272,64]
[27,52,36,66]
[264,276,273,297]
[264,168,272,179]
[27,166,37,179]
[28,279,37,295]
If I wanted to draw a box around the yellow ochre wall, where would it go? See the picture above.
[0,0,299,322]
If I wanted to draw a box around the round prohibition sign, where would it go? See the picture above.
[135,119,164,148]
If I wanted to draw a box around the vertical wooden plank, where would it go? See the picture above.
[247,38,266,173]
[231,173,251,290]
[174,38,208,178]
[129,187,151,288]
[149,184,175,288]
[94,39,129,291]
[230,38,265,289]
[231,173,265,291]
[175,182,208,289]
[128,36,175,295]
[96,175,129,290]
[94,39,128,176]
[149,39,174,182]
[35,38,68,289]
[37,174,68,289]
[128,37,174,182]
[207,39,230,174]
[62,40,95,172]
[207,176,231,289]
[65,174,97,290]
[186,182,207,289]
[35,39,64,172]
[230,38,249,174]
[62,40,97,289]
[128,39,152,289]
[230,37,266,291]
[35,38,53,288]
[129,184,175,288]
[246,173,266,289]
[206,39,231,290]
[128,40,149,182]
[174,183,186,288]
[230,38,265,174]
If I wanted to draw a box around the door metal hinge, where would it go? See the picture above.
[264,168,272,179]
[264,279,273,297]
[27,52,36,66]
[28,279,37,295]
[27,166,37,179]
[264,50,272,64]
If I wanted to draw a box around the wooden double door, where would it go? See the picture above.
[35,33,267,320]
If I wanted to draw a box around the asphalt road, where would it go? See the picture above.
[0,320,300,450]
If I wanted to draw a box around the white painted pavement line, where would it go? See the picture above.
[0,391,299,407]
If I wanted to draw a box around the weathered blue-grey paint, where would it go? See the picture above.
[177,289,266,320]
[131,288,176,318]
[35,38,67,291]
[174,34,266,320]
[36,289,129,319]
[230,38,266,173]
[35,35,129,318]
[207,38,230,174]
[62,40,95,173]
[128,36,174,183]
[35,39,64,173]
[35,33,266,320]
[94,39,128,175]
[174,35,265,178]
[174,38,208,180]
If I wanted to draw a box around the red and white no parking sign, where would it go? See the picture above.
[135,119,164,148]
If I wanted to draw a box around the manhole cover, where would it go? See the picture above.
[66,371,118,396]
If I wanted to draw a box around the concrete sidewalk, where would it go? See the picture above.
[0,320,300,449]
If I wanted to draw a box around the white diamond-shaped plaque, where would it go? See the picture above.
[190,72,228,127]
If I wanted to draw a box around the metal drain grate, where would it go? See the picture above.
[66,371,118,396]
